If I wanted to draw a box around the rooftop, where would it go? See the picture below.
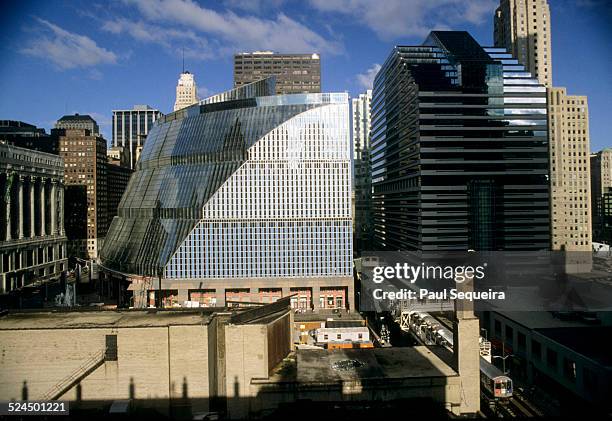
[495,311,600,330]
[0,309,217,330]
[0,120,38,130]
[294,311,365,324]
[0,298,293,330]
[57,114,96,122]
[296,347,457,384]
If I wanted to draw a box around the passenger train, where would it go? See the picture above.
[407,311,513,399]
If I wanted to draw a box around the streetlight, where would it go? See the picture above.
[492,354,514,374]
[480,327,488,341]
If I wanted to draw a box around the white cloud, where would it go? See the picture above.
[222,0,286,13]
[22,18,117,69]
[356,63,381,90]
[119,0,343,56]
[308,0,497,40]
[101,18,214,60]
[88,69,104,80]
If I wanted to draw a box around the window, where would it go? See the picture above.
[547,348,558,370]
[494,320,501,336]
[532,340,541,360]
[505,325,513,345]
[563,357,576,382]
[518,332,526,352]
[583,367,597,392]
[105,335,118,361]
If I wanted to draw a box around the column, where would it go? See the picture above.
[18,176,24,239]
[5,174,11,241]
[40,179,46,236]
[50,180,57,235]
[250,287,259,302]
[215,288,226,307]
[347,283,355,312]
[177,288,188,304]
[58,184,65,236]
[312,285,321,311]
[29,177,36,238]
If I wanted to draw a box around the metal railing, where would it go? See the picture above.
[40,349,106,401]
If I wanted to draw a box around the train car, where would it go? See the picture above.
[435,327,454,348]
[407,311,513,399]
[480,358,513,399]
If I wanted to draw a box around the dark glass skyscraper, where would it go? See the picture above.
[371,31,550,251]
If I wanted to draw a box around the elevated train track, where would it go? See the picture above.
[397,310,544,418]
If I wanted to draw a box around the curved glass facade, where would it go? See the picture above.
[101,80,352,283]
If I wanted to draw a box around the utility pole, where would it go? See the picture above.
[157,268,163,308]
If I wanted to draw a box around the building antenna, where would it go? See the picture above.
[182,47,185,73]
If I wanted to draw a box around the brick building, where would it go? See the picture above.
[55,114,108,259]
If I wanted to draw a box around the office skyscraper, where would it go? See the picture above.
[371,31,550,251]
[101,78,353,310]
[55,115,108,259]
[112,105,162,169]
[352,90,373,254]
[590,149,612,242]
[494,0,592,259]
[174,71,198,111]
[548,88,591,253]
[0,120,59,155]
[106,155,133,228]
[55,113,99,134]
[234,52,321,94]
[494,0,552,87]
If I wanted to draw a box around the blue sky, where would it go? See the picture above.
[0,0,610,150]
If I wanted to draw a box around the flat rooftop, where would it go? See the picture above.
[495,311,597,330]
[294,311,365,323]
[0,309,217,330]
[297,347,457,384]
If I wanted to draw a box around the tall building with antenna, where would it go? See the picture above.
[173,53,198,111]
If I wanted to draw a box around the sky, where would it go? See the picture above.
[0,0,610,150]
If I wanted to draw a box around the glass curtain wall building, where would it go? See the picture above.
[352,90,373,255]
[371,31,550,251]
[112,105,163,170]
[101,77,353,310]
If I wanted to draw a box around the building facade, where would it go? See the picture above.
[112,105,162,169]
[0,144,67,294]
[55,114,99,134]
[351,90,373,254]
[173,71,198,112]
[106,160,133,225]
[483,311,612,411]
[548,88,591,253]
[494,0,552,87]
[590,149,612,243]
[234,52,321,95]
[600,189,612,245]
[371,31,550,252]
[56,115,108,260]
[101,79,353,311]
[0,302,293,419]
[0,120,58,155]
